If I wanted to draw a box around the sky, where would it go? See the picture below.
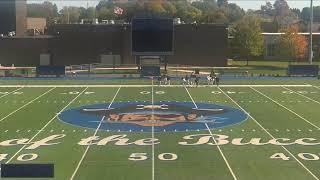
[27,0,320,11]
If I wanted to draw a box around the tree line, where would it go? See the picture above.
[27,0,312,62]
[27,0,245,24]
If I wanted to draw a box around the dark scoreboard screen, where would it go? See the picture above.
[132,18,174,55]
[0,1,16,34]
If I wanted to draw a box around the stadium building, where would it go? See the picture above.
[0,23,228,67]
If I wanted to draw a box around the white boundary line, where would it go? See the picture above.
[0,87,56,123]
[151,78,155,180]
[282,87,320,105]
[0,84,313,88]
[4,87,89,164]
[250,87,320,130]
[0,87,24,99]
[218,87,319,180]
[70,86,121,180]
[184,87,238,180]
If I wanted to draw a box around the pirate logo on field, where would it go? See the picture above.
[81,104,226,127]
[58,101,248,132]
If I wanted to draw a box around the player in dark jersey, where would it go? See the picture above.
[195,76,200,87]
[215,76,220,86]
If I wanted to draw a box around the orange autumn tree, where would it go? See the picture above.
[277,25,308,61]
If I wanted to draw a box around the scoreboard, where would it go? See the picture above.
[132,18,174,55]
[0,0,16,34]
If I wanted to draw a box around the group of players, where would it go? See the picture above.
[157,71,220,87]
[158,74,171,85]
[182,73,220,87]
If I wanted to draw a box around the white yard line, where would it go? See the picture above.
[4,87,89,164]
[151,78,155,180]
[0,87,56,123]
[204,123,238,180]
[184,87,198,109]
[218,87,319,180]
[184,86,237,180]
[282,87,320,105]
[250,87,320,130]
[312,86,320,91]
[0,84,313,88]
[70,86,121,180]
[0,87,24,99]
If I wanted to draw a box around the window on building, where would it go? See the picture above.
[267,44,276,57]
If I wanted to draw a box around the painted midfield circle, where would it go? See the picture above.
[58,101,248,132]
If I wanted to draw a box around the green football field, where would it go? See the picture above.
[1,80,320,180]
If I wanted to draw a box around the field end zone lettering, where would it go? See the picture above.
[0,154,8,161]
[178,134,320,146]
[78,134,160,146]
[0,134,320,149]
[0,134,66,150]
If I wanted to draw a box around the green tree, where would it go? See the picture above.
[79,7,97,20]
[97,6,116,20]
[96,0,115,11]
[174,1,202,23]
[202,10,228,24]
[192,0,217,13]
[145,0,166,16]
[232,16,264,65]
[227,3,245,23]
[27,1,58,25]
[261,2,273,17]
[290,8,301,18]
[119,2,138,21]
[163,2,177,17]
[59,7,81,24]
[217,0,228,8]
[273,0,289,23]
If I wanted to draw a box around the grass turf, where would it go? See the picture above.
[0,81,320,180]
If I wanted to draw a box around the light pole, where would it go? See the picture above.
[309,0,313,64]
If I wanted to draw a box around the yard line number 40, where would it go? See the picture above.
[271,152,320,161]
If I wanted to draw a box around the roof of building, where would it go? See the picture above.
[262,32,320,35]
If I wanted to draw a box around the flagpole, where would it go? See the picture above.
[309,0,313,64]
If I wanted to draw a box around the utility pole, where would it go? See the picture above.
[67,7,70,24]
[309,0,313,64]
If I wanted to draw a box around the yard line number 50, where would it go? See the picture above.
[129,153,178,161]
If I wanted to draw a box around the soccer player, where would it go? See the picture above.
[195,76,199,87]
[185,75,190,86]
[167,75,171,85]
[207,75,211,85]
[215,76,220,86]
[158,76,162,86]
